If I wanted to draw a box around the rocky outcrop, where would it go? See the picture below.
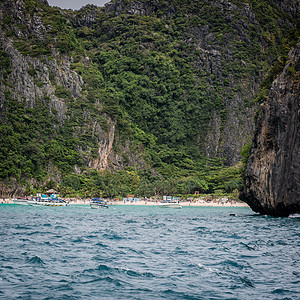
[0,0,83,116]
[0,37,83,122]
[90,117,147,171]
[91,118,117,170]
[75,5,100,28]
[38,0,49,5]
[103,0,175,17]
[240,40,300,217]
[1,0,48,40]
[273,0,300,18]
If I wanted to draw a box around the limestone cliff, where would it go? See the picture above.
[0,0,148,197]
[240,40,300,217]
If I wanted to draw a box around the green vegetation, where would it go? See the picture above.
[58,163,243,199]
[0,0,298,197]
[0,49,12,79]
[0,92,84,181]
[255,20,300,104]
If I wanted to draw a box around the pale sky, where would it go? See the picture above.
[48,0,110,10]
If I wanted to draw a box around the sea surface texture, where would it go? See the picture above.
[0,205,299,299]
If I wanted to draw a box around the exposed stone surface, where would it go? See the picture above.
[0,37,82,122]
[91,118,117,171]
[75,5,99,27]
[37,0,49,5]
[273,0,300,18]
[103,0,174,17]
[240,40,300,216]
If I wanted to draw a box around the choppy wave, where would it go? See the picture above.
[26,255,45,266]
[0,205,299,299]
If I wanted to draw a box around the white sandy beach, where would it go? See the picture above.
[70,200,249,207]
[1,198,249,207]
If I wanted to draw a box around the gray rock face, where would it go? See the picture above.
[75,5,99,27]
[37,0,49,5]
[1,37,83,123]
[273,0,300,18]
[103,0,175,17]
[240,40,300,217]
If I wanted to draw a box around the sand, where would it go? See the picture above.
[71,200,249,207]
[1,198,249,207]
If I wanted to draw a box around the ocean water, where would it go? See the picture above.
[0,204,299,300]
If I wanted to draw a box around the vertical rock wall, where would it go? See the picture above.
[240,40,300,216]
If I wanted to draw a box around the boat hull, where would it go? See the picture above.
[27,201,68,207]
[158,203,182,209]
[90,198,109,209]
[13,199,28,205]
[90,204,109,209]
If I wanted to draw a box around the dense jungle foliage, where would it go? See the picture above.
[0,0,298,198]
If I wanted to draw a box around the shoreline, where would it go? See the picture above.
[0,200,248,207]
[0,202,250,207]
[108,201,249,207]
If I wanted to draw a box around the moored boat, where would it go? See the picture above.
[157,201,182,209]
[13,197,29,205]
[27,195,69,207]
[90,198,109,209]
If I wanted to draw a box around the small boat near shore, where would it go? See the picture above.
[90,198,109,209]
[158,201,182,209]
[13,197,30,205]
[27,196,69,207]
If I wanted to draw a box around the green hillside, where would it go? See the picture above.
[0,0,298,198]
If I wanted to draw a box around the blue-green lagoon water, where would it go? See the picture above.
[0,204,299,299]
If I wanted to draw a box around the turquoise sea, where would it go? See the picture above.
[0,204,299,299]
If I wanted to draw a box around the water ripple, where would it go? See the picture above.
[0,205,299,299]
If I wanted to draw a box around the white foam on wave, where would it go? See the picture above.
[197,263,218,272]
[289,213,300,218]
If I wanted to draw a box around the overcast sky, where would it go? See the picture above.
[48,0,110,10]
